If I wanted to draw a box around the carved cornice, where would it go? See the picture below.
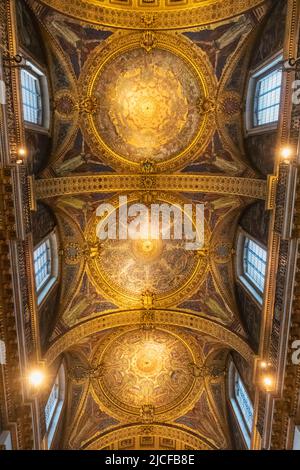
[44,309,254,365]
[37,0,266,30]
[35,174,267,200]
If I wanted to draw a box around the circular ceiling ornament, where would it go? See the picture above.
[39,0,265,31]
[79,31,216,172]
[90,327,204,422]
[85,193,210,308]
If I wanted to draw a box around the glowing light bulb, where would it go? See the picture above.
[280,146,293,160]
[17,147,27,158]
[28,369,45,387]
[260,361,268,369]
[262,375,274,391]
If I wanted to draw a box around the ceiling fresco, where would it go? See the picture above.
[84,193,209,308]
[25,0,273,449]
[79,32,216,171]
[62,328,233,449]
[91,328,201,420]
[91,49,202,164]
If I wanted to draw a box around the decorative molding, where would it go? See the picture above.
[82,423,216,450]
[266,175,277,211]
[35,174,267,200]
[37,0,266,31]
[44,309,254,365]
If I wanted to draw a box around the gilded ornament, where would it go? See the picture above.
[140,405,155,423]
[79,96,99,115]
[197,97,216,114]
[38,1,267,31]
[142,290,155,309]
[140,31,157,52]
[141,160,155,174]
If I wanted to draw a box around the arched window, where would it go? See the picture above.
[228,360,253,448]
[45,364,65,448]
[33,230,58,305]
[245,54,283,134]
[236,229,267,304]
[243,237,267,293]
[20,59,50,129]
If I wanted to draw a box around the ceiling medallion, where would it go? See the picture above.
[54,89,78,121]
[85,193,210,308]
[90,327,204,422]
[79,31,216,172]
[39,0,265,30]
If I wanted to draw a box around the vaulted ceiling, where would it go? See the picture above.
[23,0,275,449]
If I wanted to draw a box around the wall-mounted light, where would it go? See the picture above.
[280,146,294,161]
[257,360,275,393]
[28,369,45,388]
[261,374,274,393]
[259,360,268,370]
[16,146,27,164]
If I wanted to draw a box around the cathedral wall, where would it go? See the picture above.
[32,203,60,351]
[16,0,52,175]
[244,0,287,176]
[235,201,269,352]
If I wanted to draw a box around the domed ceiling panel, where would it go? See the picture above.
[85,194,209,308]
[90,327,204,421]
[79,31,216,171]
[93,49,201,164]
